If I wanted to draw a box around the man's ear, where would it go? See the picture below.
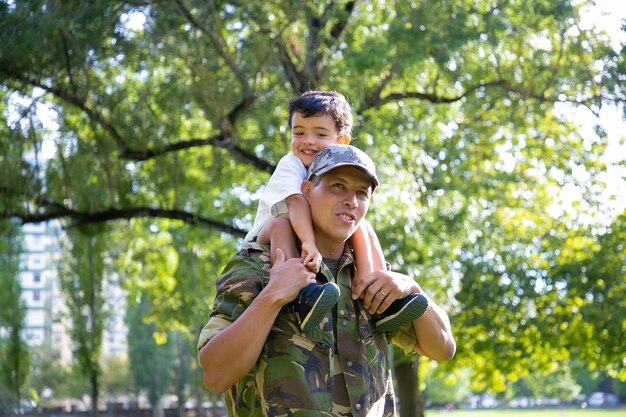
[301,180,313,200]
[338,135,350,145]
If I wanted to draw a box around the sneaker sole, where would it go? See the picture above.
[300,283,340,332]
[375,294,429,333]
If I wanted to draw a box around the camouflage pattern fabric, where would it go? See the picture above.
[198,241,418,417]
[306,144,379,191]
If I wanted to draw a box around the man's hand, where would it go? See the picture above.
[351,269,420,315]
[265,249,317,306]
[300,241,322,273]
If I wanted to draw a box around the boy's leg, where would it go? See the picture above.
[257,217,339,332]
[256,217,299,265]
[294,281,339,331]
[350,220,429,332]
[375,293,429,333]
[350,220,386,279]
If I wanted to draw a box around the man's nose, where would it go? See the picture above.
[343,192,358,208]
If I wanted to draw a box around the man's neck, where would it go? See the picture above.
[316,241,346,260]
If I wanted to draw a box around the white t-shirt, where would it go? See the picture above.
[245,153,307,241]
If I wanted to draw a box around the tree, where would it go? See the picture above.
[27,347,75,410]
[520,363,581,402]
[0,220,29,415]
[168,331,195,417]
[126,294,174,416]
[393,349,423,417]
[101,355,133,409]
[58,225,108,417]
[1,1,624,415]
[424,367,472,408]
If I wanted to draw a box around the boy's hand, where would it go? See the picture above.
[266,249,317,305]
[301,241,322,273]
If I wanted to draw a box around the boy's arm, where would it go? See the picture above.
[285,193,321,272]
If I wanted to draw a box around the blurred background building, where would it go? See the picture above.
[19,221,127,363]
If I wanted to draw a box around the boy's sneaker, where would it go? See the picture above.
[294,282,340,331]
[375,293,429,333]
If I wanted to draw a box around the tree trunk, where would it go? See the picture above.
[88,238,100,417]
[91,370,99,417]
[395,355,423,417]
[13,329,22,414]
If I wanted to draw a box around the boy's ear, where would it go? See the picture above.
[338,135,350,145]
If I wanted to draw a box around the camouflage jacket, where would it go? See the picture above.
[197,241,418,417]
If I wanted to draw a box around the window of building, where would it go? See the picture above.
[34,273,41,283]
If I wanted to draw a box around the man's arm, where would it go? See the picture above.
[409,292,456,360]
[351,270,456,361]
[198,250,316,393]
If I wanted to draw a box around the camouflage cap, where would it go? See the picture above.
[307,144,379,191]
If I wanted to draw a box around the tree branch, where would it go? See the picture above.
[123,133,275,173]
[357,79,621,114]
[59,30,78,97]
[275,36,309,93]
[2,201,247,238]
[304,9,324,88]
[303,1,356,89]
[274,1,357,93]
[0,68,273,172]
[327,1,356,41]
[1,69,130,153]
[174,0,251,95]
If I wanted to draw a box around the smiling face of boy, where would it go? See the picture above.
[290,112,350,168]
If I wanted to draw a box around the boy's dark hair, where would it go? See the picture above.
[288,90,353,137]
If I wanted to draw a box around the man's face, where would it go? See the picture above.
[290,112,349,168]
[303,165,372,252]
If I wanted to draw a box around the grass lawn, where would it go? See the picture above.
[426,408,626,417]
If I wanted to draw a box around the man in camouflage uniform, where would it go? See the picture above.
[198,145,456,417]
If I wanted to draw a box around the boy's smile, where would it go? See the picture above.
[290,112,348,167]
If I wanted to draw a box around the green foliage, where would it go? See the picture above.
[57,226,109,416]
[101,355,133,398]
[126,295,175,407]
[0,0,624,408]
[27,347,77,409]
[516,363,582,401]
[0,220,29,413]
[425,367,472,406]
